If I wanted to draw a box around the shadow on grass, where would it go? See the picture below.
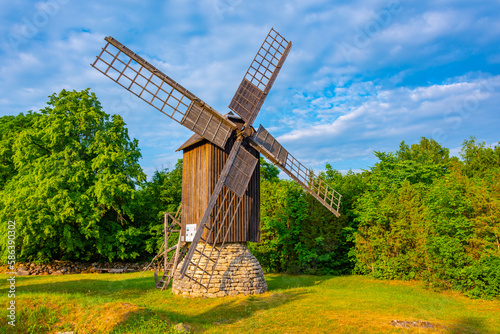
[0,273,155,298]
[265,273,335,291]
[112,289,307,333]
[3,272,336,296]
[0,273,318,333]
[447,316,492,334]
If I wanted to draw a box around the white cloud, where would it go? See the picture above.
[0,0,499,178]
[271,75,500,169]
[380,11,463,45]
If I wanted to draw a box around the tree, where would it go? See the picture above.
[397,137,451,165]
[0,112,38,189]
[371,138,452,187]
[133,160,183,255]
[312,165,366,274]
[252,163,359,275]
[249,179,308,273]
[424,165,500,298]
[460,136,500,179]
[0,89,145,263]
[260,157,280,181]
[352,137,500,298]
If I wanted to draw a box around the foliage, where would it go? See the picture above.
[249,166,365,275]
[460,136,500,179]
[133,161,183,255]
[1,88,499,299]
[353,138,500,298]
[424,166,500,298]
[259,157,279,181]
[0,89,145,263]
[249,179,307,273]
[0,112,39,189]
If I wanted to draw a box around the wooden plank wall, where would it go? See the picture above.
[182,135,260,243]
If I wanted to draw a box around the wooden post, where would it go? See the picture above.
[164,213,168,273]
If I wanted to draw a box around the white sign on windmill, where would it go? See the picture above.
[185,224,197,242]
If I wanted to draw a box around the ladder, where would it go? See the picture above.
[147,204,188,290]
[155,238,188,290]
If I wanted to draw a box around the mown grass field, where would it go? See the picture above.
[0,272,499,333]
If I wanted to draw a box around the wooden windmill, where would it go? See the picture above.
[92,28,342,296]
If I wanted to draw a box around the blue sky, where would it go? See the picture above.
[1,0,500,179]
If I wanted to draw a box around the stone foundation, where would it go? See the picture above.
[172,243,267,298]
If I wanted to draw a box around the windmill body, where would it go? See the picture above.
[177,114,261,245]
[171,115,267,297]
[91,28,342,297]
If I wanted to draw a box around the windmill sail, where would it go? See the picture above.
[179,189,244,289]
[91,37,236,149]
[251,125,342,217]
[178,140,258,287]
[92,29,343,293]
[228,28,292,127]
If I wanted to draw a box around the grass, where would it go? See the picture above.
[0,272,499,333]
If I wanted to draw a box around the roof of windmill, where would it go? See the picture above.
[176,112,242,152]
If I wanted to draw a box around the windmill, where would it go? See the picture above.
[92,28,342,297]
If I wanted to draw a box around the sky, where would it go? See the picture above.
[1,0,500,179]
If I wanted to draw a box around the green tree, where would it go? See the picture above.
[0,112,38,189]
[249,179,308,273]
[133,160,183,255]
[352,137,451,277]
[0,89,145,263]
[424,165,500,298]
[259,157,280,181]
[252,163,359,275]
[460,136,500,179]
[352,137,500,298]
[311,165,366,274]
[354,181,429,279]
[371,138,452,188]
[397,137,451,164]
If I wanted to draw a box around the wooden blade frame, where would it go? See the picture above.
[251,126,342,217]
[91,37,236,149]
[229,28,292,126]
[179,139,258,289]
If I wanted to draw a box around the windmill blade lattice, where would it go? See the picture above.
[179,140,258,287]
[229,28,292,127]
[91,28,343,294]
[179,190,243,289]
[91,37,236,149]
[251,125,342,217]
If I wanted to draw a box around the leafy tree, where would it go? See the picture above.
[352,137,500,298]
[259,157,280,181]
[354,181,429,280]
[460,136,500,179]
[312,165,366,274]
[249,179,308,273]
[0,112,38,189]
[424,165,500,298]
[397,137,451,165]
[251,162,361,275]
[352,138,450,277]
[370,138,452,188]
[133,160,183,255]
[0,89,145,263]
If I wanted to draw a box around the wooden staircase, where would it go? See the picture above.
[142,204,188,290]
[155,240,188,290]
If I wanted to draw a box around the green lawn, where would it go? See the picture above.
[0,272,499,333]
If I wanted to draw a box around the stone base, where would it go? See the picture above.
[172,243,267,298]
